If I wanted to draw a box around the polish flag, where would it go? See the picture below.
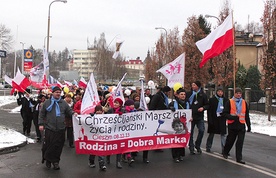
[57,81,66,88]
[12,68,31,93]
[64,80,73,87]
[78,77,87,88]
[196,13,233,68]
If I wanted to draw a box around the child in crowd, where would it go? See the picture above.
[106,98,125,169]
[88,105,107,171]
[122,99,136,165]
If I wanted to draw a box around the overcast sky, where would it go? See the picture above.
[2,0,264,60]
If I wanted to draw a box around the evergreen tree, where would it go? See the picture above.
[246,65,261,90]
[235,62,247,89]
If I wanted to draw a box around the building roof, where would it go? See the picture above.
[122,59,143,65]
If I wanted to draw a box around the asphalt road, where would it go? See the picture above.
[0,101,276,178]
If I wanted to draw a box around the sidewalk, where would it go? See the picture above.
[0,101,34,155]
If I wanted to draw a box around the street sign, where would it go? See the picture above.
[0,50,6,58]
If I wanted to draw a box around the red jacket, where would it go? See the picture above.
[73,100,82,114]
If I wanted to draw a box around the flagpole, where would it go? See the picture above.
[232,11,236,91]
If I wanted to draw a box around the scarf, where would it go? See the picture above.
[188,88,201,105]
[232,97,242,114]
[215,95,223,113]
[161,92,169,107]
[174,98,189,109]
[114,107,123,115]
[46,96,61,117]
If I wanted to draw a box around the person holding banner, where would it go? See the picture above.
[88,105,107,171]
[149,86,171,111]
[149,86,172,152]
[158,116,189,163]
[187,81,209,155]
[106,98,125,169]
[122,99,136,166]
[39,86,76,170]
[169,88,191,161]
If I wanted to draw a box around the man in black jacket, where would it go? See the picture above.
[149,86,171,110]
[187,81,209,155]
[149,86,171,153]
[222,88,251,164]
[16,88,35,136]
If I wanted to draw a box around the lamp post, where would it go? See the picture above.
[155,27,168,62]
[205,14,221,23]
[155,27,168,86]
[20,42,25,73]
[44,36,52,48]
[155,27,168,38]
[46,0,67,53]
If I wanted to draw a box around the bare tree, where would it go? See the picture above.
[0,24,13,52]
[260,0,276,95]
[182,15,211,89]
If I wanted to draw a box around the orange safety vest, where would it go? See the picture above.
[228,99,246,124]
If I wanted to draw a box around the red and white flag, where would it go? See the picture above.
[78,77,87,88]
[12,68,31,93]
[196,13,233,68]
[80,73,100,114]
[64,80,73,87]
[156,53,185,88]
[56,81,66,88]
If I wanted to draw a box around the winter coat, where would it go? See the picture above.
[149,91,169,110]
[39,97,74,131]
[186,88,209,121]
[207,95,228,134]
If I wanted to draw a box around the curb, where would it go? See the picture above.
[0,140,28,155]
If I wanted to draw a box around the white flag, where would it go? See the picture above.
[112,40,124,59]
[81,73,100,114]
[139,79,148,111]
[29,62,44,83]
[113,73,127,105]
[4,75,13,86]
[156,53,185,88]
[43,48,49,77]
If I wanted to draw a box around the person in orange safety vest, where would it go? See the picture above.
[222,87,251,164]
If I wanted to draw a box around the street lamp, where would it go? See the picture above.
[44,36,52,48]
[155,27,168,39]
[46,0,67,53]
[205,14,221,23]
[20,42,25,73]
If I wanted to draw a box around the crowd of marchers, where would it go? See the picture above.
[14,80,251,171]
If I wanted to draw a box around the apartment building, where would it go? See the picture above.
[72,48,97,80]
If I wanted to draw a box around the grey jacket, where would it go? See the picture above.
[39,97,74,131]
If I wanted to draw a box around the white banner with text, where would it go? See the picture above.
[73,109,192,155]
